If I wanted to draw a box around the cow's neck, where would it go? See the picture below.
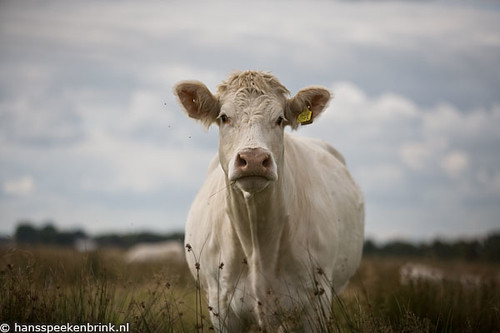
[227,177,287,277]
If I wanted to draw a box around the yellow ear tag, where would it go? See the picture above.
[297,107,312,124]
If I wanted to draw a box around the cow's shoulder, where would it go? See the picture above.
[310,138,346,166]
[185,154,227,255]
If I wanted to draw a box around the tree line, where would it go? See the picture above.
[6,221,500,262]
[363,233,500,262]
[11,221,184,249]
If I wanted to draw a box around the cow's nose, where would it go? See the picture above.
[234,148,275,179]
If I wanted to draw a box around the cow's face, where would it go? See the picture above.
[175,72,330,195]
[216,90,285,194]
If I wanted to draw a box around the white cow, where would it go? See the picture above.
[125,241,184,264]
[174,71,364,332]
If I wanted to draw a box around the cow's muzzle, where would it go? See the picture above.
[229,148,278,193]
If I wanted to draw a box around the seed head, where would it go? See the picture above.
[314,287,325,296]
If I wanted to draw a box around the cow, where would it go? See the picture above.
[124,241,185,264]
[174,71,364,332]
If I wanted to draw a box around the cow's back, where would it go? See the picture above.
[282,134,364,291]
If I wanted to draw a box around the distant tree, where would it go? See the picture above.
[15,222,38,243]
[453,240,481,261]
[165,231,184,243]
[483,232,500,262]
[14,221,87,246]
[40,223,58,243]
[57,230,86,246]
[380,241,422,257]
[94,231,185,248]
[94,234,125,248]
[428,240,454,259]
[363,239,378,255]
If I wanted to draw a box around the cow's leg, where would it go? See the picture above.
[207,285,241,332]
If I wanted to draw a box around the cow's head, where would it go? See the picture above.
[174,71,330,194]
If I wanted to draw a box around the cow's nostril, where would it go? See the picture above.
[262,156,270,168]
[236,154,247,167]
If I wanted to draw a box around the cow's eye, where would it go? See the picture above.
[275,116,285,127]
[219,114,230,124]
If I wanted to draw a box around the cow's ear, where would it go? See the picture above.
[174,81,220,127]
[286,87,331,129]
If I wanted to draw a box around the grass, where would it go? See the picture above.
[346,257,500,332]
[0,246,499,332]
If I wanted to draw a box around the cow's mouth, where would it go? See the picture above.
[233,175,273,194]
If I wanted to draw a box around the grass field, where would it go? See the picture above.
[1,246,498,332]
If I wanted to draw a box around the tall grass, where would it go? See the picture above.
[1,247,498,332]
[0,246,195,332]
[345,257,500,332]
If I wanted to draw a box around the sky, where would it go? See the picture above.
[1,0,499,242]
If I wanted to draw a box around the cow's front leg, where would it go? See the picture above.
[207,284,241,332]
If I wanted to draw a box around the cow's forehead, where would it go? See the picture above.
[221,90,284,118]
[235,88,283,108]
[216,70,290,100]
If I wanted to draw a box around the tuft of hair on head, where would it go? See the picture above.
[217,70,290,100]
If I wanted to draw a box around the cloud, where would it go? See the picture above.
[440,151,469,179]
[3,1,499,108]
[75,132,215,194]
[3,176,35,197]
[399,142,432,171]
[0,92,83,146]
